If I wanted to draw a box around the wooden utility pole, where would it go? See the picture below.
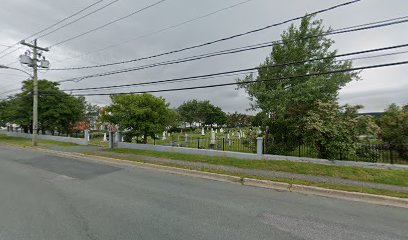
[20,40,49,146]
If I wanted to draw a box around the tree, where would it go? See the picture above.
[200,101,227,127]
[0,99,17,127]
[106,93,173,143]
[1,79,86,134]
[303,101,379,160]
[178,99,226,128]
[178,100,200,128]
[227,112,253,128]
[237,15,358,153]
[379,103,408,158]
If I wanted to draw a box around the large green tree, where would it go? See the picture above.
[379,103,408,158]
[106,93,173,143]
[226,112,253,128]
[1,79,86,134]
[238,15,358,153]
[177,99,226,128]
[303,101,379,160]
[177,99,201,128]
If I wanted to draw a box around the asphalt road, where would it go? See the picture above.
[0,145,407,240]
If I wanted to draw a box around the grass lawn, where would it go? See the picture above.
[0,135,79,147]
[102,148,408,187]
[85,150,408,198]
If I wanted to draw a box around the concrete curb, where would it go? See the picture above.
[2,143,407,208]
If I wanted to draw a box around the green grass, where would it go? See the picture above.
[0,135,79,147]
[88,137,109,147]
[102,148,408,187]
[84,151,408,198]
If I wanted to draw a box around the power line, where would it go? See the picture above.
[0,46,24,61]
[48,0,168,48]
[8,44,407,99]
[52,0,256,65]
[55,43,408,92]
[50,0,361,69]
[50,49,408,93]
[0,0,118,60]
[35,0,120,40]
[68,71,256,93]
[25,0,106,40]
[54,18,408,82]
[40,60,408,96]
[51,14,408,72]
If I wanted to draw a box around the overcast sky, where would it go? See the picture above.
[0,0,407,113]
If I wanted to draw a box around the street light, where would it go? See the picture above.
[0,64,33,78]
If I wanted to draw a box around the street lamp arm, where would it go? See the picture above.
[0,65,33,78]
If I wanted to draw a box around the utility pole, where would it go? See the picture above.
[20,39,49,146]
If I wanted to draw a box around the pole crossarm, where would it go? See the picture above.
[20,40,49,52]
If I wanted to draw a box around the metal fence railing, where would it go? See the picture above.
[264,142,408,164]
[152,136,257,154]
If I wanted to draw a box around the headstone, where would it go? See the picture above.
[242,131,245,138]
[103,133,107,142]
[257,128,262,136]
[210,130,216,145]
[215,129,218,133]
[185,133,188,142]
[220,128,224,133]
[162,131,167,140]
[236,131,241,139]
[201,127,205,136]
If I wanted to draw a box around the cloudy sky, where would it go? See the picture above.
[0,0,407,113]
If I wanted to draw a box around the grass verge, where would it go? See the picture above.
[102,148,408,187]
[84,151,408,198]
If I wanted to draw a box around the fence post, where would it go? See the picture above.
[390,145,394,164]
[197,137,200,149]
[84,129,89,145]
[115,131,122,145]
[257,137,263,157]
[222,138,225,151]
[298,141,301,157]
[154,137,156,145]
[109,131,114,148]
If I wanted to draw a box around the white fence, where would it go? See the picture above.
[0,131,88,145]
[117,141,408,170]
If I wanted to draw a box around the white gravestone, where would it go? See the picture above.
[211,131,215,144]
[162,131,167,140]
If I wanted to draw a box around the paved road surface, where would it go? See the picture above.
[0,145,407,240]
